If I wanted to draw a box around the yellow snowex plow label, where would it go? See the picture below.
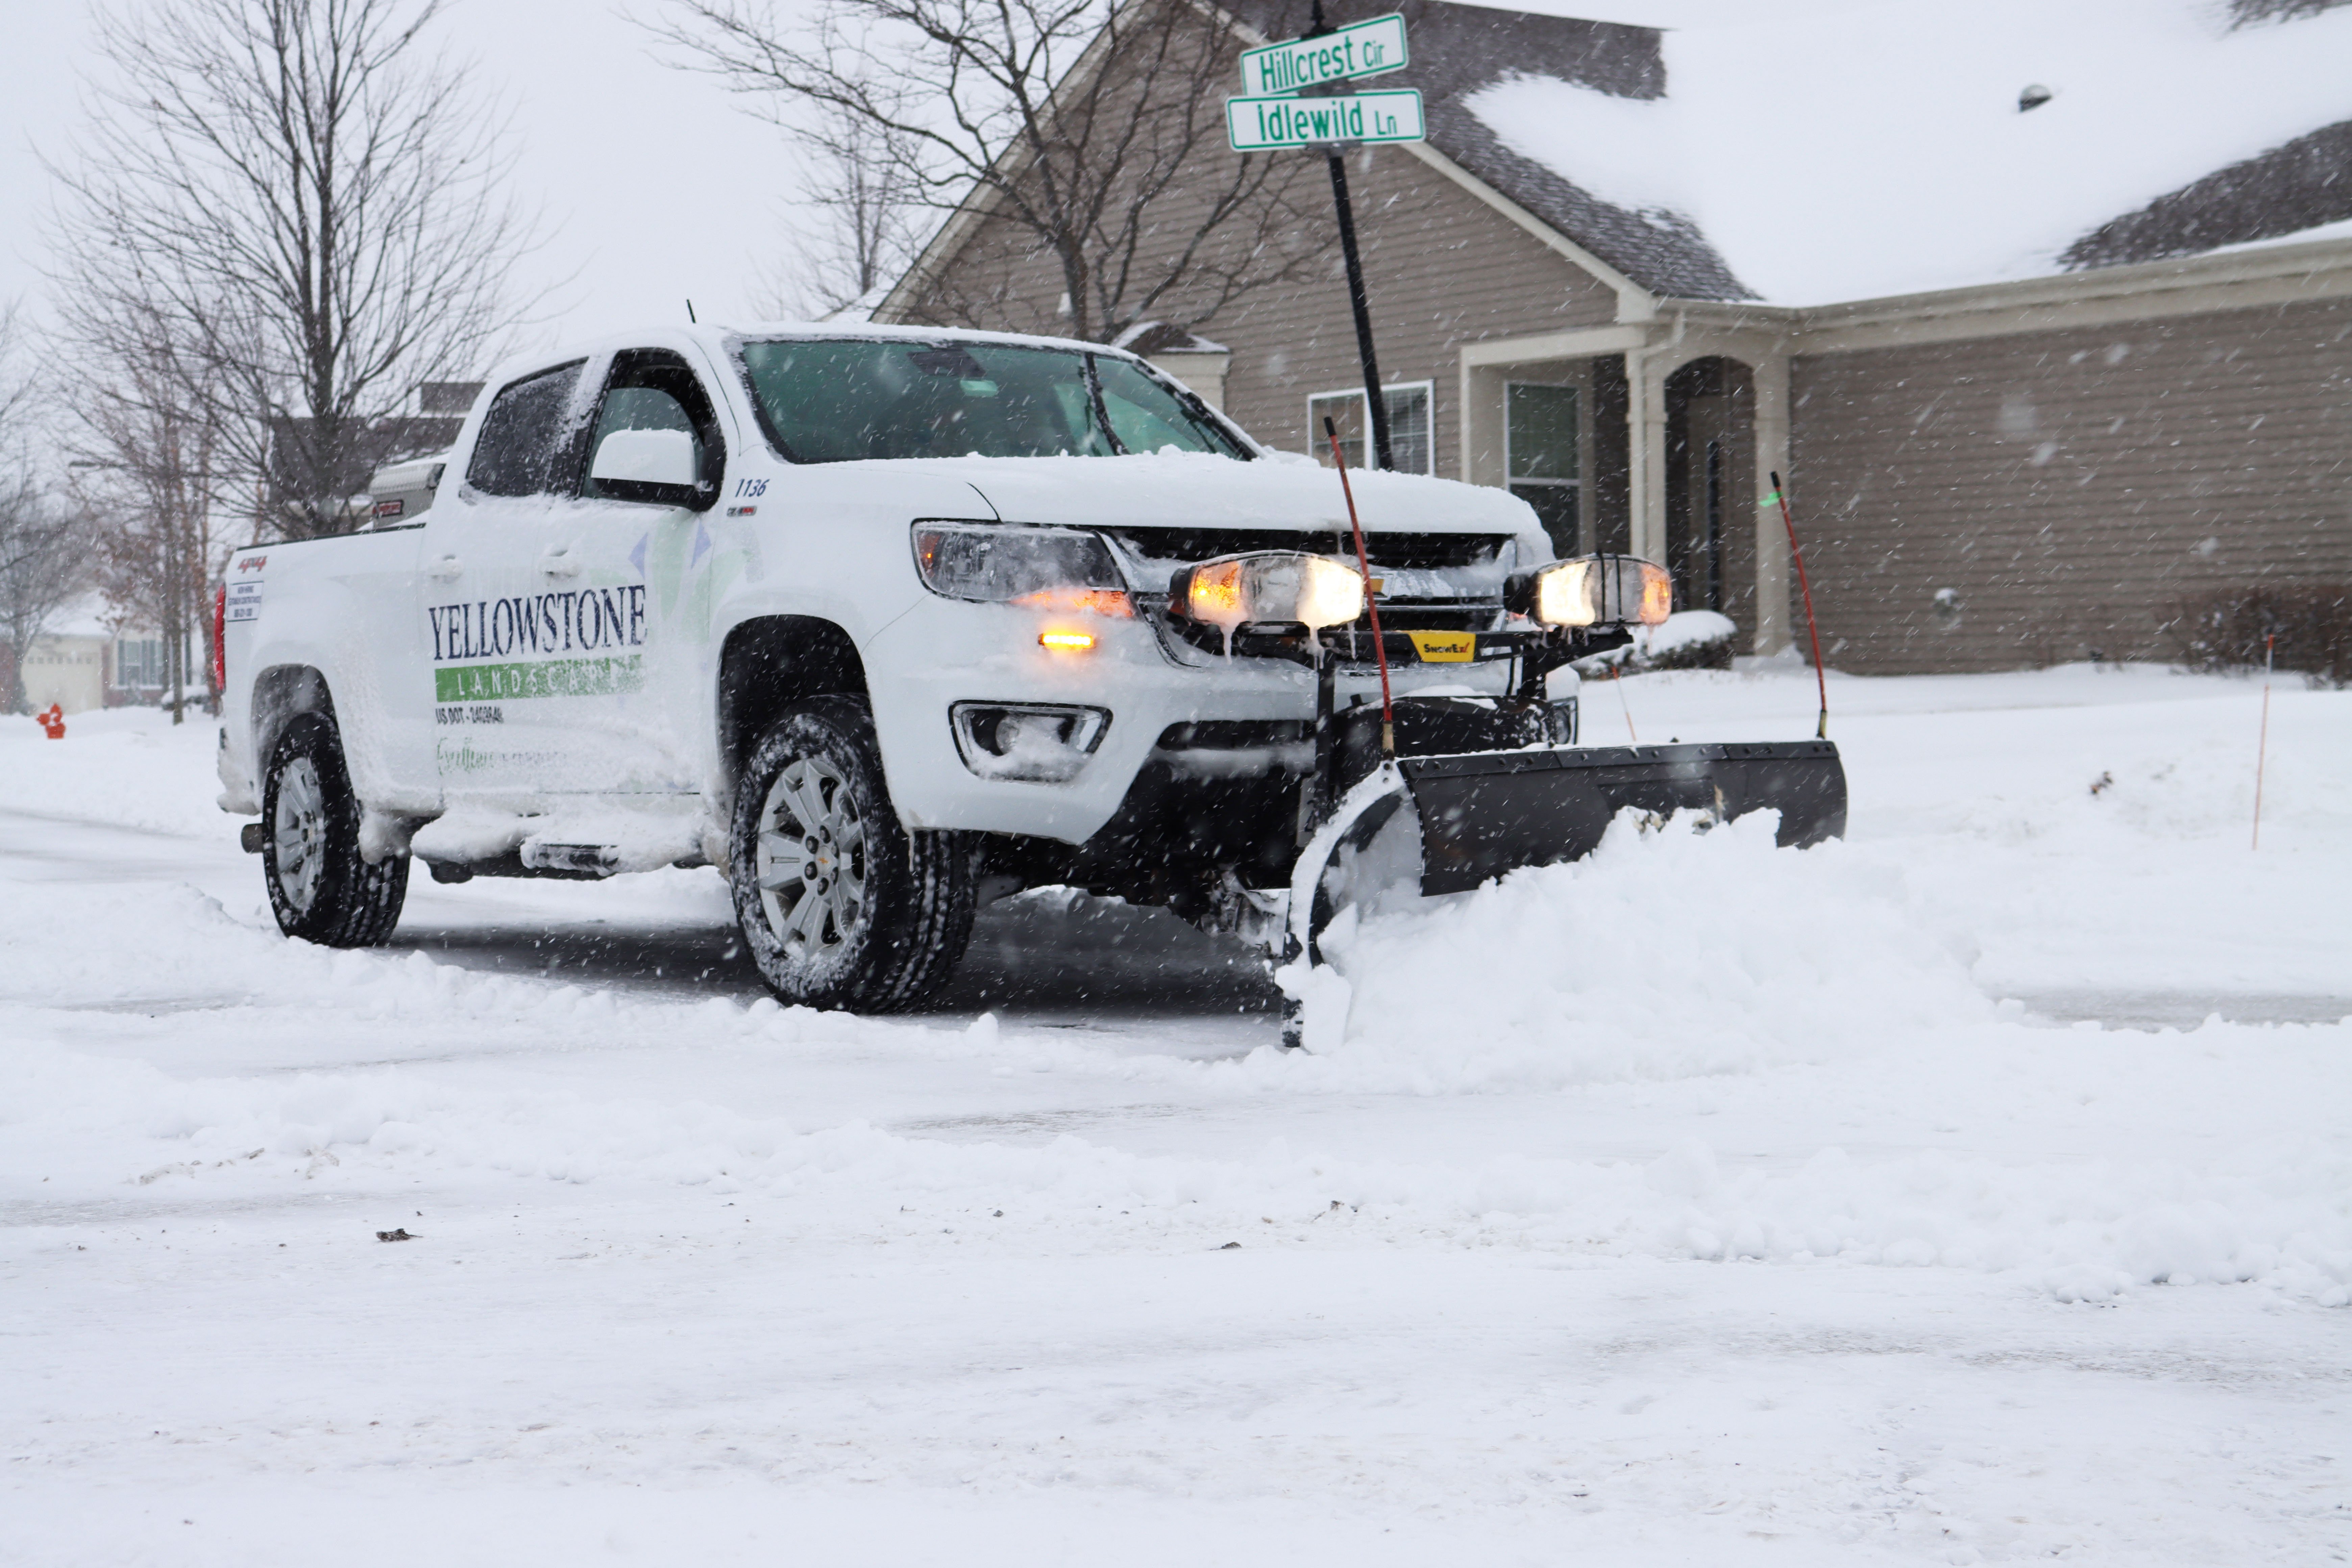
[1407,631,1476,662]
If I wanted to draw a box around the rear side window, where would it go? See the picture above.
[466,360,587,496]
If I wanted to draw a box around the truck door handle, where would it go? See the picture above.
[427,554,464,581]
[538,547,581,579]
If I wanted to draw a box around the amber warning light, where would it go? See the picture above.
[1038,630,1096,652]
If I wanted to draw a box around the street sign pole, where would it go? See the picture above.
[1324,143,1393,472]
[1310,0,1391,471]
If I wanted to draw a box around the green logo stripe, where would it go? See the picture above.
[434,654,644,702]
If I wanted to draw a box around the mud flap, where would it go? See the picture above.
[1277,741,1845,1047]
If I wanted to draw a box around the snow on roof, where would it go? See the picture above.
[1113,321,1232,354]
[1229,0,2352,305]
[817,283,893,323]
[42,593,127,641]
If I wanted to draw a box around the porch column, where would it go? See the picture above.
[1625,350,1669,563]
[1751,350,1793,655]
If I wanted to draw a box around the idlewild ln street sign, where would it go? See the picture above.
[1225,89,1426,151]
[1238,13,1409,95]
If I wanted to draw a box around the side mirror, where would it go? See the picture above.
[589,428,702,505]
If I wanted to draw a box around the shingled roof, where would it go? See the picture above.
[2063,119,2352,270]
[1223,0,2352,305]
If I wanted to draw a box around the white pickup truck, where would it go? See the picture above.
[217,323,1841,1013]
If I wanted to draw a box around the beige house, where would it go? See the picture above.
[879,0,2352,672]
[12,597,187,715]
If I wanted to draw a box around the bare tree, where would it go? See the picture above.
[49,0,537,543]
[65,308,227,723]
[655,0,1330,342]
[0,305,87,715]
[760,97,929,318]
[0,489,87,716]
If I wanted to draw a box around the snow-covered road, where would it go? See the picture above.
[4,665,2348,1565]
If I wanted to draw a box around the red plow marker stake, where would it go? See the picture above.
[1324,416,1396,757]
[1768,471,1830,739]
[2253,633,2274,851]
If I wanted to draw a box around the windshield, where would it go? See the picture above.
[734,338,1251,464]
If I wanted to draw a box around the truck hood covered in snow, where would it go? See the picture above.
[918,451,1544,541]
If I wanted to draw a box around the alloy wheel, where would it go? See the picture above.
[754,756,870,962]
[272,755,328,914]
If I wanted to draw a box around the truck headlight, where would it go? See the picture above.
[1507,555,1673,628]
[912,523,1131,616]
[1169,551,1365,631]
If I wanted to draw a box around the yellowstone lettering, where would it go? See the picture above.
[428,585,646,663]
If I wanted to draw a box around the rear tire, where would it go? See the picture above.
[261,712,409,947]
[729,697,976,1011]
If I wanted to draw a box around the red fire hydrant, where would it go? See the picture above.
[36,703,65,739]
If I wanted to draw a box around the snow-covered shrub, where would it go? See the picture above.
[2174,584,2351,687]
[1575,609,1738,675]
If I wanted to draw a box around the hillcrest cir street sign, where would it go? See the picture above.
[1226,11,1424,152]
[1224,8,1422,468]
[1238,13,1408,95]
[1225,89,1426,151]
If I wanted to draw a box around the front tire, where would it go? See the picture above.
[729,697,976,1011]
[261,712,409,947]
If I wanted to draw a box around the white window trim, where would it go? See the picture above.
[1305,379,1437,475]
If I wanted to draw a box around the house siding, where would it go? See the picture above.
[897,145,1619,476]
[1791,297,2352,672]
[1214,149,1619,472]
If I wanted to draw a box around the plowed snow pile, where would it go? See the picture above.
[1300,809,1983,1091]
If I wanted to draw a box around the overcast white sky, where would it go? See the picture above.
[0,0,818,368]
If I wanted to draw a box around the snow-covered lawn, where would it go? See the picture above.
[4,665,2348,1565]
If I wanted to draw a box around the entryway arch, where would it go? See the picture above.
[1663,356,1757,625]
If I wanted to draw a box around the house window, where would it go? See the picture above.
[1307,382,1434,474]
[117,638,163,689]
[1506,382,1579,557]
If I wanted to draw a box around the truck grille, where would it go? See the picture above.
[1102,526,1519,662]
[1103,528,1515,571]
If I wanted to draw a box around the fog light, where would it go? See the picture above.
[1038,629,1096,652]
[950,703,1111,782]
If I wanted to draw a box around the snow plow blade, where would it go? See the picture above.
[1286,736,1846,971]
[1402,740,1846,895]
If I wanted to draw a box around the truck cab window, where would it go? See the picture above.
[465,360,587,496]
[582,350,726,503]
[734,338,1248,463]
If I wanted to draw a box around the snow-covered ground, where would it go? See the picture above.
[4,665,2348,1565]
